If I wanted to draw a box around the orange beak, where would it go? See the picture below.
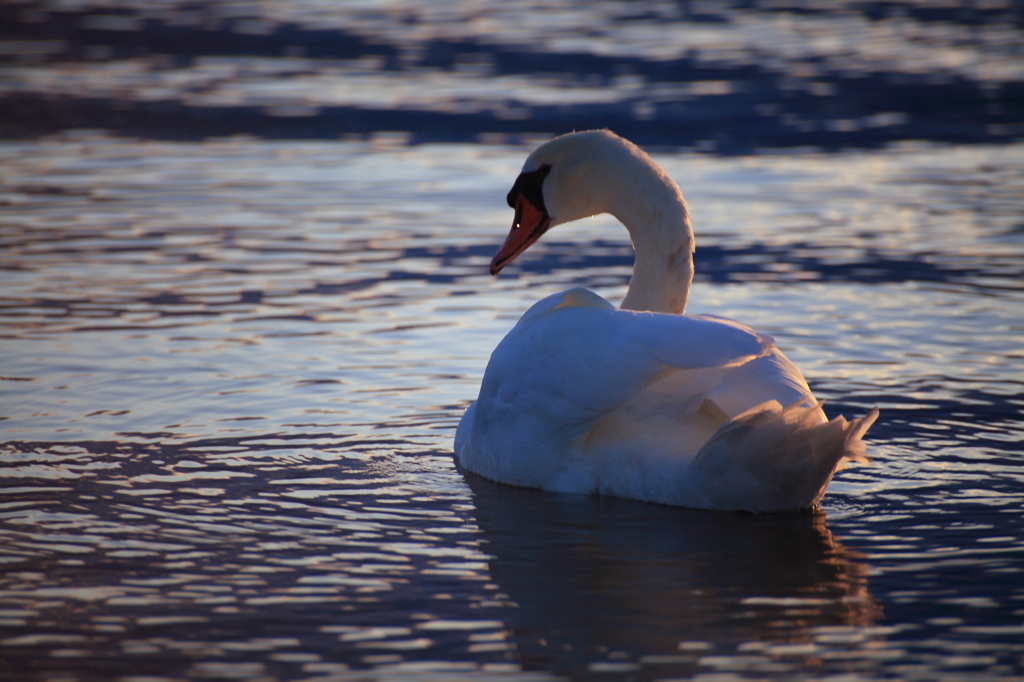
[490,195,551,276]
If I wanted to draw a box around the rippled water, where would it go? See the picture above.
[2,134,1023,681]
[3,0,1022,148]
[2,1,1024,681]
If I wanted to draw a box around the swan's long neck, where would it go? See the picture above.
[522,131,694,314]
[610,161,694,315]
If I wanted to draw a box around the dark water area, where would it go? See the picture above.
[2,2,1024,682]
[2,1,1023,150]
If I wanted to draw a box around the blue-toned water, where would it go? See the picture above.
[2,2,1023,681]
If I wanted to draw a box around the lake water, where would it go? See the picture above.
[2,2,1024,681]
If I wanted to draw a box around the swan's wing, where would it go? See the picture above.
[622,311,775,371]
[466,289,774,453]
[703,347,817,419]
[457,289,757,485]
[514,286,771,366]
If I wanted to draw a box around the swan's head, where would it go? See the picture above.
[491,130,647,275]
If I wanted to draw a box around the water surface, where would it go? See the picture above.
[2,1,1024,680]
[2,135,1023,681]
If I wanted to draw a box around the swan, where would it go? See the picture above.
[455,130,878,512]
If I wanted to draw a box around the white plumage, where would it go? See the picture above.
[455,130,877,512]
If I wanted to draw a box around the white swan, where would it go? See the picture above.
[455,130,878,512]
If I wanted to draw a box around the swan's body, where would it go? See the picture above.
[455,130,877,512]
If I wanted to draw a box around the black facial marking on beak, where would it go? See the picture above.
[506,164,551,212]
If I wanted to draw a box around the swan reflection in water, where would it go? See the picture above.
[465,472,880,677]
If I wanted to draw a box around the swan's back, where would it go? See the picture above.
[455,288,877,511]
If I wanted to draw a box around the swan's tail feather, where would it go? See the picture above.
[840,406,879,465]
[690,401,879,512]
